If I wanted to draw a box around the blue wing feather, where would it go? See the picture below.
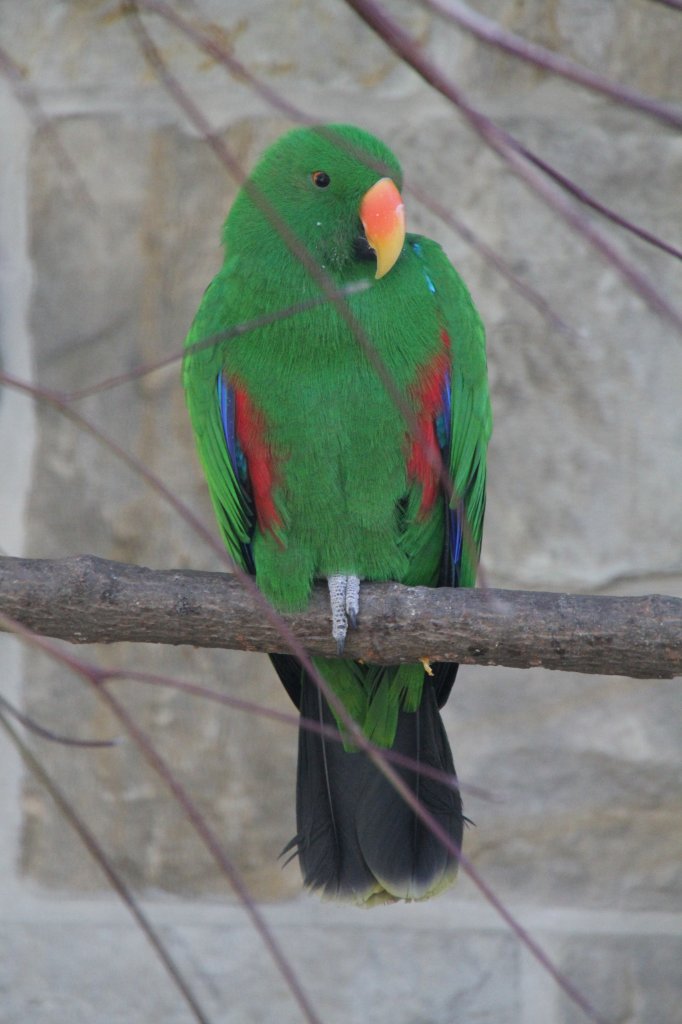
[435,369,463,588]
[217,372,256,573]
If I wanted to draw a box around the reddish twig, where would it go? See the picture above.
[0,611,322,1024]
[132,0,574,333]
[420,0,682,131]
[0,45,96,214]
[0,692,120,748]
[343,0,682,331]
[0,709,213,1024]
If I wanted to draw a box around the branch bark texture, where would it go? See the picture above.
[1,556,679,678]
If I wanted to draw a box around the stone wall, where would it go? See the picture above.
[0,2,680,1022]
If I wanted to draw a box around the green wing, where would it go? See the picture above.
[182,270,255,573]
[411,235,492,589]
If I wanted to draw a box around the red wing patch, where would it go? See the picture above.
[233,385,282,535]
[407,330,451,516]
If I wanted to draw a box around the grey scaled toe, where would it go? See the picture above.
[327,573,361,654]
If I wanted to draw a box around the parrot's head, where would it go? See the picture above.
[225,124,406,286]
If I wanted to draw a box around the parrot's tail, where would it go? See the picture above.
[272,655,463,906]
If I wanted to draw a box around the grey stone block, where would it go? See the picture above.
[446,665,682,913]
[557,932,682,1024]
[0,909,520,1024]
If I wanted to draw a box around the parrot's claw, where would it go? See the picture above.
[345,575,360,629]
[328,574,361,655]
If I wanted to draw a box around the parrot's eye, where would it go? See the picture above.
[312,171,331,188]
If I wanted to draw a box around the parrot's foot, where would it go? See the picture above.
[327,574,361,655]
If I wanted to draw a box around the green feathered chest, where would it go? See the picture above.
[217,255,448,607]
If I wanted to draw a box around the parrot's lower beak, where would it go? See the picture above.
[359,177,406,279]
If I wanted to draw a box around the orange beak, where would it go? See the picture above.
[359,177,406,279]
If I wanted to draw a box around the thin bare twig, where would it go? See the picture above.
[420,0,682,131]
[132,0,574,332]
[110,667,494,799]
[343,0,682,331]
[0,45,96,213]
[0,709,213,1024]
[96,684,323,1024]
[63,285,369,402]
[523,149,682,262]
[0,692,120,748]
[0,369,227,561]
[0,611,322,1024]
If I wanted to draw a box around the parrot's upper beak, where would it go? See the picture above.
[359,177,406,279]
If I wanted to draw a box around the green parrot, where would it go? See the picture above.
[183,124,491,906]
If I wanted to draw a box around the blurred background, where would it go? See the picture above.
[0,2,680,1021]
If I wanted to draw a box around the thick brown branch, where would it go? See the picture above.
[0,555,679,678]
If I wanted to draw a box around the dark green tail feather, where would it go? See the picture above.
[271,654,463,904]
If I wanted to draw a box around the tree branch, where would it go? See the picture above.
[0,555,679,678]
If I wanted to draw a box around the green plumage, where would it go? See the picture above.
[183,125,491,903]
